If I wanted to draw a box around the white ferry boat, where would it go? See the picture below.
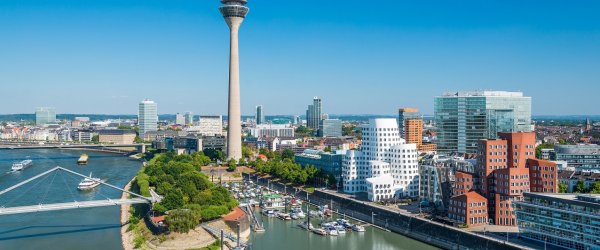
[77,173,102,190]
[11,159,33,171]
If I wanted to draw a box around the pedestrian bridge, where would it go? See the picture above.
[0,166,156,216]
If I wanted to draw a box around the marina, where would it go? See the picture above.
[226,180,439,249]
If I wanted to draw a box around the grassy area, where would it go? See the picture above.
[187,240,221,250]
[305,187,315,193]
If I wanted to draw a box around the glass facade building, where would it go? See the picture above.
[513,193,600,250]
[552,144,600,172]
[35,107,56,125]
[295,149,345,184]
[255,105,264,125]
[138,99,158,137]
[319,119,342,137]
[434,91,532,154]
[306,97,322,130]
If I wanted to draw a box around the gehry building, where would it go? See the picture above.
[342,118,419,201]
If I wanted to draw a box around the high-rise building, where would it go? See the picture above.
[434,91,533,154]
[319,119,342,137]
[306,97,322,130]
[175,113,185,125]
[255,105,264,125]
[342,118,419,200]
[219,0,249,160]
[185,112,194,125]
[138,99,158,137]
[398,108,420,137]
[35,107,57,125]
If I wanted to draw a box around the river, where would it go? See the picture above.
[0,149,142,250]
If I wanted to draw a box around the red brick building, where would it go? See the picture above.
[526,159,558,193]
[453,171,474,196]
[448,191,488,227]
[494,167,530,226]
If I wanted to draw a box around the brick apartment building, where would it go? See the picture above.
[449,131,558,227]
[448,191,488,227]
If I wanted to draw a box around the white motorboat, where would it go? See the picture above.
[325,226,339,236]
[298,221,314,231]
[11,159,33,171]
[352,224,366,232]
[77,173,102,190]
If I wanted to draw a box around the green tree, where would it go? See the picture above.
[242,145,254,159]
[91,135,99,143]
[204,148,226,162]
[238,158,247,166]
[575,180,586,193]
[590,181,600,194]
[166,208,200,233]
[227,159,237,172]
[295,126,312,134]
[558,183,568,193]
[535,143,554,159]
[282,149,295,161]
[118,124,132,130]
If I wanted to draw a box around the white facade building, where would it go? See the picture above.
[249,124,294,138]
[175,113,185,125]
[186,115,223,136]
[138,99,158,137]
[342,118,419,201]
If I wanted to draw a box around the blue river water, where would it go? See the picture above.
[0,149,142,250]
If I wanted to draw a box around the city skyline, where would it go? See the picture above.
[2,1,599,116]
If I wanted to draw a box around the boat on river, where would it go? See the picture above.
[77,173,102,190]
[298,221,314,231]
[77,154,89,165]
[11,159,33,171]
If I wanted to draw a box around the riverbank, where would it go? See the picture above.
[121,178,136,250]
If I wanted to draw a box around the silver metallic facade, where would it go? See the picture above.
[306,97,322,130]
[138,99,158,137]
[35,107,56,125]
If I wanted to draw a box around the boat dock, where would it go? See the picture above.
[242,204,265,232]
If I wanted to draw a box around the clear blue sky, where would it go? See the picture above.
[1,0,599,116]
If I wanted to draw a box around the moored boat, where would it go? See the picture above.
[77,154,89,165]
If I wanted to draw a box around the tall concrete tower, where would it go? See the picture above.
[220,0,249,160]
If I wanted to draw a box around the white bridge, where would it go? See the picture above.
[0,166,156,216]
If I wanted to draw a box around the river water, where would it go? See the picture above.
[0,149,141,250]
[248,209,439,250]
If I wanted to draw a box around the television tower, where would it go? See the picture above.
[219,0,249,160]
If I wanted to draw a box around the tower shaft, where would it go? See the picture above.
[226,17,244,160]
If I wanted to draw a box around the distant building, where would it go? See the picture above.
[71,129,94,142]
[398,108,420,137]
[138,99,158,137]
[513,193,600,250]
[175,113,185,125]
[295,149,345,185]
[419,155,476,211]
[249,124,294,138]
[173,136,202,154]
[306,97,322,130]
[98,129,136,144]
[552,144,600,172]
[319,119,342,137]
[435,91,533,154]
[143,130,181,142]
[187,116,223,136]
[540,148,554,160]
[558,170,600,192]
[255,105,264,125]
[185,112,194,125]
[35,107,56,125]
[202,135,227,151]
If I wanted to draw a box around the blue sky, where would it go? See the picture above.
[1,0,599,116]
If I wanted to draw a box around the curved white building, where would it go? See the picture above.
[342,118,419,201]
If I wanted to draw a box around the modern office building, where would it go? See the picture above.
[434,91,533,154]
[295,149,346,185]
[306,97,322,130]
[175,113,185,125]
[219,0,249,160]
[35,107,57,125]
[398,108,421,137]
[551,144,600,172]
[185,112,194,125]
[342,118,419,201]
[138,99,158,137]
[513,193,600,250]
[255,105,264,125]
[249,124,294,138]
[319,119,342,137]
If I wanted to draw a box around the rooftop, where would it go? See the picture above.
[440,91,525,98]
